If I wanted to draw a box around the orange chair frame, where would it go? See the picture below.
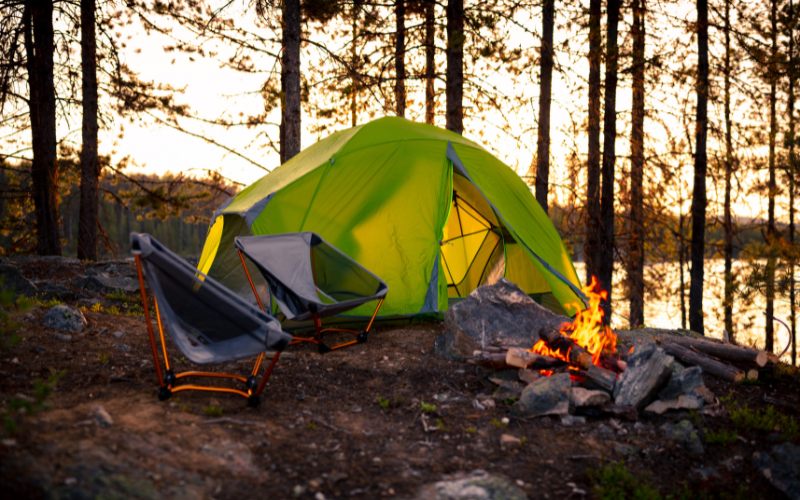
[134,254,280,406]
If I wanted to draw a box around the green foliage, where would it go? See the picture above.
[704,428,738,445]
[3,370,64,435]
[201,404,224,417]
[728,403,799,439]
[375,395,391,410]
[489,417,508,429]
[419,401,437,414]
[588,462,661,500]
[0,279,33,350]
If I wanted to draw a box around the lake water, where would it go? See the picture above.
[573,260,797,364]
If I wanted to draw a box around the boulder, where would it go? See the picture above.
[513,372,571,418]
[438,280,570,360]
[43,305,87,333]
[416,470,527,500]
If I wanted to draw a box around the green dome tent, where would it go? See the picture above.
[198,117,586,318]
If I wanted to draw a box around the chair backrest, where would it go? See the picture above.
[235,232,388,321]
[131,233,291,364]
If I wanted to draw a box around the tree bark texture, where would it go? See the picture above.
[689,0,709,335]
[395,0,406,117]
[534,0,555,213]
[788,0,797,365]
[628,0,645,328]
[446,0,463,134]
[722,0,734,341]
[24,0,61,256]
[280,0,301,164]
[584,0,602,285]
[78,0,99,261]
[598,0,621,319]
[765,0,778,353]
[425,0,435,124]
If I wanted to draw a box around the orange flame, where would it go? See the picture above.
[531,276,617,371]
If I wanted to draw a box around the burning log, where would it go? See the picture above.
[659,342,745,383]
[536,327,618,392]
[467,349,565,371]
[657,335,770,368]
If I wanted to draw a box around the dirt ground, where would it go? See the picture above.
[1,257,799,499]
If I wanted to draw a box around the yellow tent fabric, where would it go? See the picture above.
[198,117,585,317]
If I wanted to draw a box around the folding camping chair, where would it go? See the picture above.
[131,233,292,406]
[235,232,388,353]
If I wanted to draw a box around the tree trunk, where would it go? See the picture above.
[280,0,301,163]
[598,0,621,319]
[24,0,61,256]
[679,210,687,330]
[722,0,735,342]
[584,0,602,285]
[350,0,360,127]
[765,0,778,353]
[535,0,555,214]
[395,0,406,117]
[77,0,99,261]
[424,0,435,124]
[628,0,645,328]
[446,0,463,134]
[789,0,797,365]
[689,0,709,335]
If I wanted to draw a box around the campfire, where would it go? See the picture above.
[530,276,618,375]
[450,279,779,420]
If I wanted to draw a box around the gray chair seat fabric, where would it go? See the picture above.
[235,233,388,322]
[131,233,291,364]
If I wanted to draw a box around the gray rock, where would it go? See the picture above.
[560,415,586,426]
[36,282,79,301]
[570,387,611,408]
[438,280,569,360]
[43,305,87,333]
[0,263,37,296]
[644,395,703,415]
[613,345,674,410]
[517,369,538,385]
[661,419,704,455]
[112,330,126,339]
[753,442,800,500]
[659,366,705,400]
[93,405,114,427]
[513,372,571,418]
[115,343,131,353]
[490,378,525,401]
[79,272,139,294]
[416,470,527,500]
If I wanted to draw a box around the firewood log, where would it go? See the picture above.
[658,335,769,368]
[659,342,745,383]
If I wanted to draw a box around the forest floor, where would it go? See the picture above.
[1,256,799,499]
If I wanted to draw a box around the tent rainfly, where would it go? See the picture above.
[198,117,586,318]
